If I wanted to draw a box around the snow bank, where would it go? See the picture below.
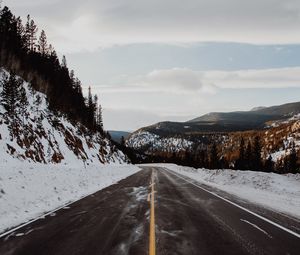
[0,163,141,234]
[150,164,300,219]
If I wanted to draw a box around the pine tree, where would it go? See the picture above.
[245,142,253,169]
[86,86,97,130]
[61,55,67,68]
[16,16,26,49]
[97,104,103,130]
[0,73,22,117]
[264,155,274,173]
[209,143,219,169]
[25,15,38,51]
[34,94,42,114]
[236,137,245,170]
[289,142,298,174]
[18,86,28,123]
[24,15,31,50]
[120,136,125,146]
[69,70,75,88]
[253,136,262,171]
[74,78,82,94]
[38,29,48,55]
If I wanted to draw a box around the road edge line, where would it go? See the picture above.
[163,167,300,239]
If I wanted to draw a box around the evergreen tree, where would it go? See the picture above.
[61,55,67,69]
[219,156,229,169]
[69,70,75,88]
[245,141,253,169]
[120,136,125,146]
[25,15,38,51]
[209,143,219,169]
[252,136,262,171]
[236,137,246,170]
[24,15,31,50]
[97,104,103,130]
[0,73,22,117]
[34,94,42,114]
[38,29,48,55]
[18,86,28,123]
[288,142,298,174]
[264,155,274,173]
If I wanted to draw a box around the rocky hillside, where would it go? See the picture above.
[127,108,300,168]
[0,69,128,165]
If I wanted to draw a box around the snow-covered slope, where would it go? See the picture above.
[127,130,193,153]
[0,163,140,233]
[128,115,300,167]
[153,164,300,219]
[0,69,127,165]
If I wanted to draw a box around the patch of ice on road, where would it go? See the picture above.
[161,229,182,237]
[240,219,272,238]
[131,186,148,202]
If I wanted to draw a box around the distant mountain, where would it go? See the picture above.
[132,101,300,136]
[127,101,300,153]
[251,106,266,111]
[108,131,131,144]
[189,102,300,124]
[126,102,300,169]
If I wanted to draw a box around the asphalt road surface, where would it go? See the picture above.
[0,166,300,255]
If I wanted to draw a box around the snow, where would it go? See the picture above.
[0,65,134,236]
[0,68,127,165]
[0,163,141,234]
[147,163,300,219]
[127,131,193,153]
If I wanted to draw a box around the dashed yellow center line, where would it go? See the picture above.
[149,170,156,255]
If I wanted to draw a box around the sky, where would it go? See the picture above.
[5,0,300,131]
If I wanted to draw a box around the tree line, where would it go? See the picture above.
[126,135,299,174]
[0,6,103,133]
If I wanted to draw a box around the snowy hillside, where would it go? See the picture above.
[0,69,127,165]
[0,163,140,234]
[127,130,193,153]
[128,116,300,169]
[264,119,300,162]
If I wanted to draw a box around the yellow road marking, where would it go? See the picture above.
[149,170,156,255]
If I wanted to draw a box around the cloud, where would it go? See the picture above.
[141,68,205,93]
[7,0,300,52]
[205,67,300,89]
[97,66,300,95]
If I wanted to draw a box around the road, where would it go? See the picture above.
[0,166,300,255]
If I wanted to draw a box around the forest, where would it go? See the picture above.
[0,5,103,133]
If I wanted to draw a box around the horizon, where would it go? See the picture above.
[6,0,300,131]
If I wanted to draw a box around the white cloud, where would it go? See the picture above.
[7,0,300,52]
[141,68,205,93]
[205,67,300,89]
[97,66,300,94]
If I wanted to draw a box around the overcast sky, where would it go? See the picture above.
[6,0,300,131]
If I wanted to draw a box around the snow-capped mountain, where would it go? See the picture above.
[0,69,128,165]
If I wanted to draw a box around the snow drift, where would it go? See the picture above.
[0,163,141,234]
